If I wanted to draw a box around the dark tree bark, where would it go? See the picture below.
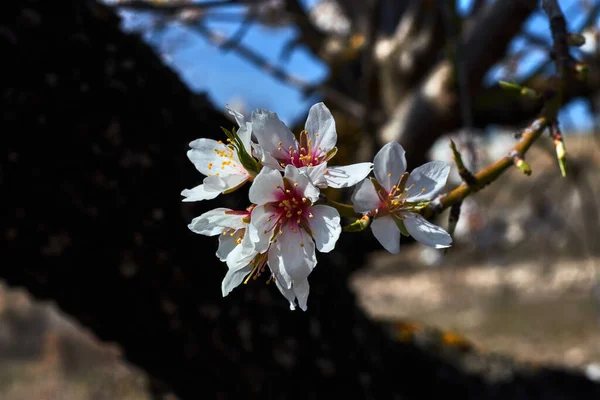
[2,1,600,399]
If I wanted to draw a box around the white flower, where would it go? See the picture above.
[187,207,259,296]
[181,106,255,202]
[248,164,341,310]
[251,102,372,189]
[352,142,452,254]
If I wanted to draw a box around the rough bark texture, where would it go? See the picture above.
[2,1,600,399]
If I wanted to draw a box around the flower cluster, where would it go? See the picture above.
[183,103,451,310]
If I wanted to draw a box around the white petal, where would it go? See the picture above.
[292,278,310,311]
[187,139,247,177]
[249,167,284,205]
[253,143,282,170]
[188,208,248,236]
[216,230,240,261]
[405,161,450,202]
[222,265,252,297]
[226,233,258,270]
[181,183,221,202]
[373,142,407,192]
[371,215,401,254]
[325,162,373,188]
[307,205,341,253]
[351,178,381,212]
[226,104,246,127]
[273,273,297,310]
[403,213,452,249]
[304,102,337,153]
[284,165,320,204]
[304,163,328,189]
[251,109,296,155]
[249,204,278,253]
[269,229,317,289]
[226,104,253,154]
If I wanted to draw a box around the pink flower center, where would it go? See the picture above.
[270,182,313,234]
[274,131,327,168]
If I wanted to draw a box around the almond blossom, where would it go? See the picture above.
[352,142,452,254]
[251,102,372,189]
[248,164,341,310]
[181,106,258,202]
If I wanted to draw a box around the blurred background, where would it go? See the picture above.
[2,0,600,398]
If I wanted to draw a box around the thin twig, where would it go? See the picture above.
[189,23,367,119]
[422,117,549,218]
[115,0,242,13]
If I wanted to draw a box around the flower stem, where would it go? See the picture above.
[318,196,361,218]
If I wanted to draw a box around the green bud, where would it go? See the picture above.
[220,126,261,176]
[344,215,371,232]
[515,159,532,176]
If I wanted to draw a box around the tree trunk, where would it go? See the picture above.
[2,1,599,399]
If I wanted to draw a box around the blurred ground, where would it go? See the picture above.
[0,283,151,399]
[0,134,599,398]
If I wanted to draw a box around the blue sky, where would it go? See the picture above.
[117,0,598,132]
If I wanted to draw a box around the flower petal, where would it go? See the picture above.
[222,264,252,297]
[249,204,278,253]
[269,229,317,290]
[373,142,407,192]
[371,215,401,254]
[325,162,373,188]
[188,208,248,236]
[187,139,246,177]
[304,163,328,189]
[351,178,381,212]
[226,105,253,154]
[216,230,240,261]
[403,213,452,249]
[273,273,297,310]
[253,143,282,170]
[292,278,310,311]
[251,108,296,155]
[181,183,221,202]
[307,205,341,253]
[284,165,320,204]
[405,161,450,202]
[249,167,284,205]
[304,102,337,153]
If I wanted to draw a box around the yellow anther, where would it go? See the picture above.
[285,189,291,193]
[300,243,304,247]
[388,173,392,178]
[278,141,283,146]
[294,183,298,187]
[217,140,223,144]
[302,197,307,202]
[308,213,313,218]
[297,210,302,215]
